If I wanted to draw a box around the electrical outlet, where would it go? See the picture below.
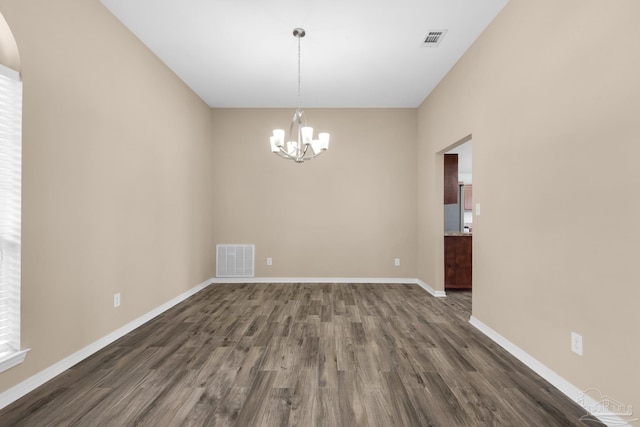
[114,293,121,308]
[267,257,272,266]
[571,332,583,356]
[394,258,400,267]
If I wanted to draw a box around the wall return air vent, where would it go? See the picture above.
[422,30,448,47]
[216,244,255,278]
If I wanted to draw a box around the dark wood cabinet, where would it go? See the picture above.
[444,154,458,204]
[444,235,472,290]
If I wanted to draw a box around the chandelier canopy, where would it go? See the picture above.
[270,28,330,163]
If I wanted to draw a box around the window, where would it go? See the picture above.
[0,63,27,372]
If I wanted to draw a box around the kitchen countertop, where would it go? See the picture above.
[445,231,472,236]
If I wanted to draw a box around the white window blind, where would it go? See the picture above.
[0,63,26,371]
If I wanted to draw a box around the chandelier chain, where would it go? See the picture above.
[297,33,301,110]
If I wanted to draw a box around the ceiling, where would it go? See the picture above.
[99,0,508,108]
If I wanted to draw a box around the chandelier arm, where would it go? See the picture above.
[302,149,326,161]
[275,147,295,160]
[301,144,310,159]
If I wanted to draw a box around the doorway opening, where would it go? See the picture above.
[443,138,472,313]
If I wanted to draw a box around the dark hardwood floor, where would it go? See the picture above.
[443,289,472,315]
[0,283,599,426]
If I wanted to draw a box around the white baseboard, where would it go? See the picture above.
[0,278,215,411]
[212,277,447,298]
[469,316,632,427]
[414,278,447,298]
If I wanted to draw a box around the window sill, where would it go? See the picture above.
[0,349,30,374]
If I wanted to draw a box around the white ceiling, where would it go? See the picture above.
[99,0,508,108]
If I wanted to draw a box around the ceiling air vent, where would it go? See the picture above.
[422,30,447,47]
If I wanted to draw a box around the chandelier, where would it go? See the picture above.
[270,28,330,163]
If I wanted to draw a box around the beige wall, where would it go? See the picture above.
[0,0,215,392]
[211,108,418,278]
[418,0,640,414]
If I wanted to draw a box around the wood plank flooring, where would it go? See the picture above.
[0,283,598,426]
